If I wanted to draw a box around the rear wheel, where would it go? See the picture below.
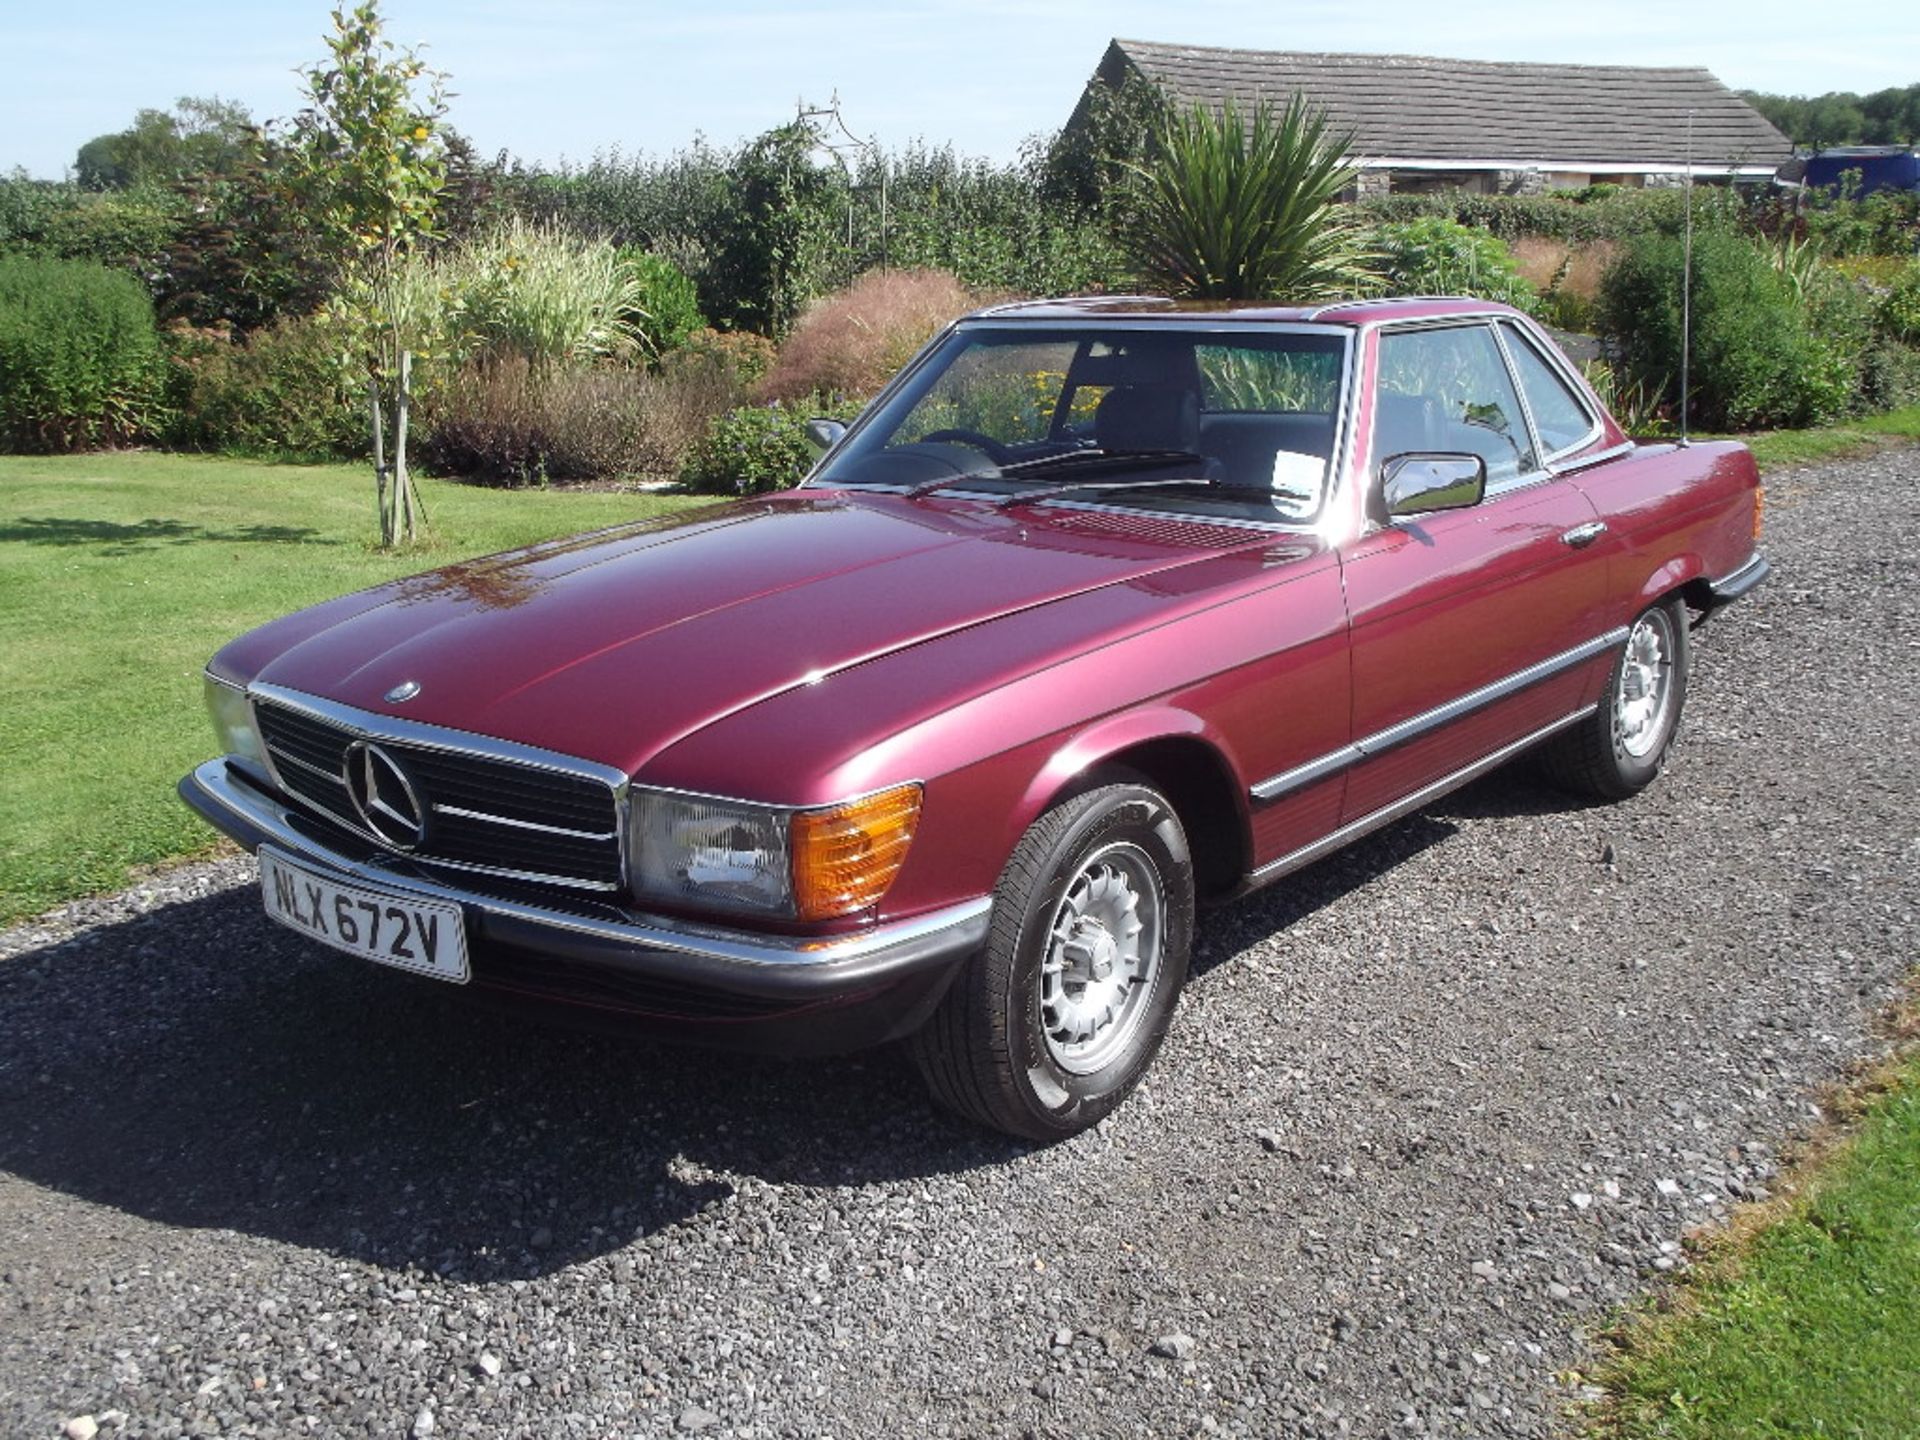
[1540,598,1690,800]
[908,781,1194,1141]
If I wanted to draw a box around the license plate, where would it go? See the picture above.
[259,846,470,983]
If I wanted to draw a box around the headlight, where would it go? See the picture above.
[630,783,922,922]
[204,673,268,769]
[631,792,793,915]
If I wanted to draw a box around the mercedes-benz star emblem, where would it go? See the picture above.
[343,741,428,850]
[384,680,422,703]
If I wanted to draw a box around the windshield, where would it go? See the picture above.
[811,324,1349,524]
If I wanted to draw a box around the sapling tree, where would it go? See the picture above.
[283,2,447,546]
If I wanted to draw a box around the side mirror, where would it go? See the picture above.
[803,417,848,461]
[1381,453,1487,519]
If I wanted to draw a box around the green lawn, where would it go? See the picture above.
[0,452,703,925]
[1593,1051,1920,1439]
[1737,405,1920,472]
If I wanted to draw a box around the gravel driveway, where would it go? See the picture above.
[3,450,1914,1440]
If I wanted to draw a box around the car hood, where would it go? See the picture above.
[227,492,1281,776]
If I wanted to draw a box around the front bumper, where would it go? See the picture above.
[179,758,991,1055]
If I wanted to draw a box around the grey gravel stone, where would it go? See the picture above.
[676,1404,720,1431]
[1,450,1915,1438]
[1152,1334,1197,1361]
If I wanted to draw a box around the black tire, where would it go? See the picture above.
[1539,598,1691,800]
[907,780,1194,1141]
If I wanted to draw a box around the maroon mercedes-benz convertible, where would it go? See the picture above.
[183,297,1767,1139]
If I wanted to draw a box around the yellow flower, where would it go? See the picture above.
[413,125,429,141]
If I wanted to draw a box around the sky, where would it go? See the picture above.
[4,0,1915,179]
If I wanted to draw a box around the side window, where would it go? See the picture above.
[1374,325,1538,487]
[1500,322,1597,456]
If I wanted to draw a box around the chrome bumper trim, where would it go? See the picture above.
[182,758,993,972]
[1702,551,1770,606]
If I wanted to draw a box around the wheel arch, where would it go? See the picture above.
[1632,553,1710,616]
[1014,711,1251,903]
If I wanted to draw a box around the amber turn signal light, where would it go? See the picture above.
[1752,486,1766,541]
[790,783,923,921]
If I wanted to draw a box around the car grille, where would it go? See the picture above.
[253,696,624,894]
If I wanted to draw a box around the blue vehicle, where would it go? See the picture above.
[1800,146,1920,197]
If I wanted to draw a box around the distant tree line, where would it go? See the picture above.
[1744,82,1920,149]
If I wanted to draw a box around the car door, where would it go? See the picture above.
[1337,320,1622,823]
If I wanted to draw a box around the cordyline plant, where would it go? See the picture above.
[1126,96,1376,302]
[281,1,448,546]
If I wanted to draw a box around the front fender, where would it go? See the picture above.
[1009,707,1251,864]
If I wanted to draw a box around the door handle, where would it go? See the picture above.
[1561,521,1609,548]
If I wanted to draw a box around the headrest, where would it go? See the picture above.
[1095,386,1200,452]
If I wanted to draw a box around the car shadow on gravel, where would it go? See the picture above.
[0,885,1023,1283]
[0,770,1595,1283]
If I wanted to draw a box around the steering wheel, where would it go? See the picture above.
[919,428,1014,466]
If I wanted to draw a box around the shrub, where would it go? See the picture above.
[1597,233,1854,430]
[1509,237,1616,331]
[1369,217,1536,310]
[619,249,705,357]
[1126,97,1374,301]
[759,269,980,403]
[0,255,167,451]
[422,355,740,484]
[0,178,185,277]
[1860,340,1920,411]
[1881,261,1920,344]
[1355,189,1694,244]
[679,397,863,496]
[429,217,647,368]
[668,327,776,389]
[163,313,367,459]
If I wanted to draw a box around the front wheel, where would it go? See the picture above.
[1540,598,1690,800]
[908,781,1194,1141]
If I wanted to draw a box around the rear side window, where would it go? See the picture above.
[1500,322,1596,456]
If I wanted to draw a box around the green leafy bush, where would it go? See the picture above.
[1860,339,1920,412]
[163,313,367,460]
[0,178,185,276]
[618,249,705,357]
[422,354,739,484]
[1356,188,1701,244]
[1881,262,1920,344]
[0,255,167,451]
[1598,233,1854,430]
[679,398,862,496]
[1369,216,1537,309]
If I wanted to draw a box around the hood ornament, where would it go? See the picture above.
[384,680,422,704]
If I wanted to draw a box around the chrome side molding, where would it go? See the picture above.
[1250,628,1627,802]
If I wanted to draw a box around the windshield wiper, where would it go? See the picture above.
[861,447,1209,502]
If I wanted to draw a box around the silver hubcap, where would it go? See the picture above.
[1040,842,1164,1075]
[1614,609,1676,759]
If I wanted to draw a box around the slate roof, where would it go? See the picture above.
[1093,41,1790,169]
